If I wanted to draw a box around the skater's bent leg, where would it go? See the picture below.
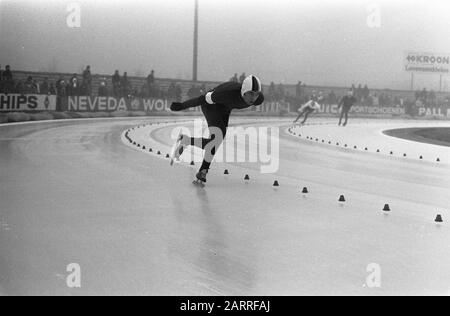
[186,129,225,171]
[301,111,311,124]
[338,110,344,125]
[344,110,349,125]
[195,104,229,173]
[294,111,305,123]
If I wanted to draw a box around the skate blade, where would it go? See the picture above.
[169,131,183,165]
[170,158,181,166]
[192,179,205,187]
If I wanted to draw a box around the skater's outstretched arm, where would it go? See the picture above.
[170,95,208,111]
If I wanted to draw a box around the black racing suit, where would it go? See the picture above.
[175,82,264,171]
[338,95,357,125]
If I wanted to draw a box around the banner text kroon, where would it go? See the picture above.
[0,94,57,112]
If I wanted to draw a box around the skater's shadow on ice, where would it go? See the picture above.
[167,184,256,293]
[194,187,256,294]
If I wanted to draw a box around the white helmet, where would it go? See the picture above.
[241,75,262,97]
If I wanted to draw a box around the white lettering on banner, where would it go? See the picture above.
[118,98,127,111]
[68,97,128,111]
[0,94,56,112]
[98,97,107,110]
[142,98,170,112]
[404,52,450,73]
[418,107,449,118]
[78,96,87,111]
[108,98,117,111]
[418,107,450,118]
[318,104,339,114]
[318,104,405,115]
[155,99,164,111]
[142,99,152,111]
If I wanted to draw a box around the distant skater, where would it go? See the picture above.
[169,75,264,185]
[338,90,357,126]
[293,96,321,125]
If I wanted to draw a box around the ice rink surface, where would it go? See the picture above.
[1,116,450,296]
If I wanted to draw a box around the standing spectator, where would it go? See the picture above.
[15,80,24,94]
[362,84,370,104]
[429,89,436,106]
[68,74,79,96]
[2,65,14,93]
[414,89,421,101]
[140,82,149,98]
[239,72,246,83]
[80,80,89,96]
[147,70,155,87]
[98,78,108,97]
[33,79,40,94]
[56,77,68,97]
[356,84,363,102]
[82,65,92,95]
[317,91,325,104]
[295,81,303,99]
[276,83,285,101]
[230,73,238,83]
[420,88,428,103]
[40,78,49,95]
[445,96,450,107]
[56,77,67,96]
[112,70,121,97]
[121,72,129,97]
[372,93,379,106]
[338,90,357,126]
[167,82,176,99]
[268,82,276,101]
[23,76,37,94]
[49,82,56,95]
[174,83,182,102]
[328,90,337,105]
[2,65,13,81]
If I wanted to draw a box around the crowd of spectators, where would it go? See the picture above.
[0,65,185,101]
[2,63,450,110]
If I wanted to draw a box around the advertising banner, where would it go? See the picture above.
[417,106,450,118]
[318,104,405,116]
[64,96,291,114]
[404,52,450,74]
[0,94,57,112]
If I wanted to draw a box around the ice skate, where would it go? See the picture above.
[192,169,208,186]
[170,131,186,166]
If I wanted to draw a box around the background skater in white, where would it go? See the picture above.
[293,96,321,126]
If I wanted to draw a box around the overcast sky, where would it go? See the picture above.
[1,0,450,90]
